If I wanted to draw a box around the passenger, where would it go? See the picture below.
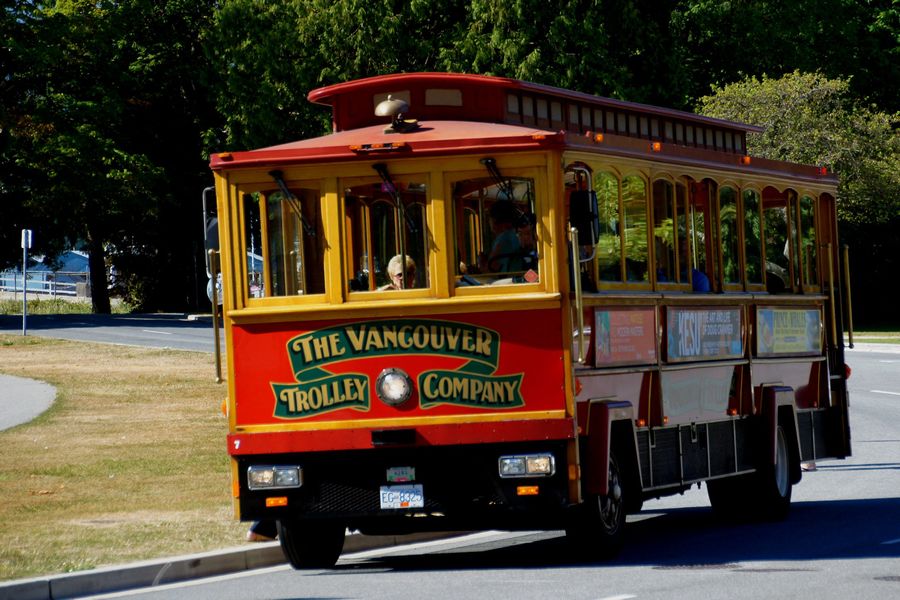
[678,238,710,292]
[481,202,523,273]
[690,267,711,292]
[516,213,538,272]
[379,254,417,290]
[246,520,277,542]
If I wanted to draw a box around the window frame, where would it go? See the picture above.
[233,179,328,309]
[448,165,547,296]
[341,172,433,300]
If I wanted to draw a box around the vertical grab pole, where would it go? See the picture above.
[209,249,223,384]
[22,240,28,336]
[826,243,837,347]
[569,226,586,364]
[842,244,854,348]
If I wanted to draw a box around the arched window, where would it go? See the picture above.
[719,185,741,287]
[743,189,764,287]
[595,171,621,282]
[799,195,818,288]
[622,175,649,283]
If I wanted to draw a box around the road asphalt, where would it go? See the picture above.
[1,341,897,599]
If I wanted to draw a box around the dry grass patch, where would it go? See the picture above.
[0,334,246,581]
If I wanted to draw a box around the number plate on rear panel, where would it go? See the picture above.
[379,484,424,509]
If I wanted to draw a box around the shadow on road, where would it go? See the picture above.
[333,496,900,573]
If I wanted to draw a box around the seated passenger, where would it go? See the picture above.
[677,238,710,292]
[516,213,538,273]
[689,268,711,292]
[480,202,524,273]
[379,254,416,290]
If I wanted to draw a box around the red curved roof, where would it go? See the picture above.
[210,120,559,170]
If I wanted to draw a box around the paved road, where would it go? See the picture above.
[2,316,897,599]
[70,347,900,600]
[0,313,221,353]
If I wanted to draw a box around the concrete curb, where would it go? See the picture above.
[0,531,458,600]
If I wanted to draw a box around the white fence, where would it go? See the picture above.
[0,271,90,298]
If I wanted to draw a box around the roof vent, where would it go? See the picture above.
[375,95,419,134]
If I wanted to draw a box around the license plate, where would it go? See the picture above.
[379,484,424,509]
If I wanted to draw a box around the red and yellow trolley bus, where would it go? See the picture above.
[209,73,851,568]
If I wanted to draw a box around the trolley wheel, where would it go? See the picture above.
[566,452,627,560]
[706,425,793,521]
[756,425,793,520]
[277,519,345,569]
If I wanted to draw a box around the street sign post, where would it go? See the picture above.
[21,229,32,336]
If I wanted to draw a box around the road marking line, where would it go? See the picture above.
[871,390,900,396]
[142,329,172,335]
[882,538,900,545]
[597,596,637,600]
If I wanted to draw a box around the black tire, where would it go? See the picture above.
[566,452,627,559]
[277,519,345,569]
[756,425,793,520]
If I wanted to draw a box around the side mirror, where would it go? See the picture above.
[569,190,599,246]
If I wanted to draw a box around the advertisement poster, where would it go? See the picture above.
[666,307,743,362]
[756,307,822,356]
[594,307,657,367]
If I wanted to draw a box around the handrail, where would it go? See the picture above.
[842,244,854,348]
[209,249,223,384]
[569,225,586,364]
[826,243,837,347]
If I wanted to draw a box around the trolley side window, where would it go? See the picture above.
[593,171,650,287]
[743,189,765,287]
[344,177,428,292]
[719,185,741,287]
[242,185,325,299]
[651,178,690,288]
[799,195,818,289]
[452,176,537,285]
[763,186,796,293]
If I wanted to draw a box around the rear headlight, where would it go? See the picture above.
[498,453,556,478]
[247,465,302,490]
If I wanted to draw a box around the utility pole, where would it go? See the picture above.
[21,229,32,336]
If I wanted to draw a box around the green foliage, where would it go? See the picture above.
[3,1,219,312]
[204,0,469,150]
[671,0,900,113]
[696,71,900,227]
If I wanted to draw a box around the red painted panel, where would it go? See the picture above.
[228,418,575,455]
[751,360,821,408]
[231,309,566,427]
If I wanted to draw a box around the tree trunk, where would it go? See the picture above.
[87,235,111,314]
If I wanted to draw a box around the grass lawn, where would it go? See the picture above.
[0,334,245,581]
[845,330,900,344]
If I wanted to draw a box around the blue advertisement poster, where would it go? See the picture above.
[666,307,743,362]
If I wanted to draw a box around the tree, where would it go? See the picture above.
[203,0,470,151]
[437,0,691,107]
[5,1,219,312]
[671,0,900,113]
[696,71,900,326]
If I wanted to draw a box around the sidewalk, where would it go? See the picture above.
[0,374,55,432]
